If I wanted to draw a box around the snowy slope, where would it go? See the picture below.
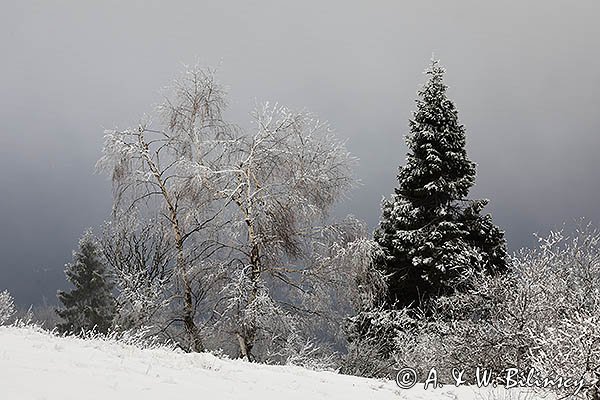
[0,326,547,400]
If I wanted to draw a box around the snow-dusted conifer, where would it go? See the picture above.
[56,230,116,334]
[374,59,507,308]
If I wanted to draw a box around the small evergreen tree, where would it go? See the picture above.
[56,230,116,334]
[374,59,507,308]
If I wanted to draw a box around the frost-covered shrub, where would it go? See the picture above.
[392,271,533,382]
[100,215,173,333]
[524,223,600,399]
[78,325,176,351]
[12,304,61,330]
[340,240,412,378]
[0,290,16,325]
[277,333,340,371]
[382,221,600,398]
[342,306,413,378]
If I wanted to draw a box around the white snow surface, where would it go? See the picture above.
[0,326,549,400]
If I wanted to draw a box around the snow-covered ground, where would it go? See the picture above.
[0,326,548,400]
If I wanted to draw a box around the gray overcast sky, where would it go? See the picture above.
[1,0,599,305]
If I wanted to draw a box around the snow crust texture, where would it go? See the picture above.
[0,326,547,400]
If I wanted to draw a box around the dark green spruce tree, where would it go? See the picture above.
[374,59,507,308]
[56,230,116,334]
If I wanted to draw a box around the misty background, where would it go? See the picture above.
[1,0,599,306]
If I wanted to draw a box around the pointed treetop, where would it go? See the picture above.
[426,56,445,75]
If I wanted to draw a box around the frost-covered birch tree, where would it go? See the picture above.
[97,66,237,351]
[98,64,379,360]
[208,103,371,361]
